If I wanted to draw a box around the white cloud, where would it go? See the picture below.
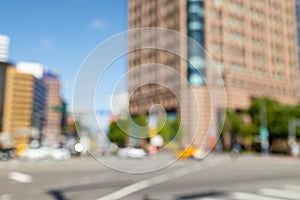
[89,19,105,29]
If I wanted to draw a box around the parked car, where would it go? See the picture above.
[20,147,70,161]
[50,148,70,160]
[20,147,50,160]
[118,147,146,159]
[0,134,15,160]
[0,147,15,160]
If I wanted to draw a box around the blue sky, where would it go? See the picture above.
[0,0,128,110]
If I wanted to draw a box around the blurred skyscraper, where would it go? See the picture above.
[296,0,300,98]
[128,0,299,148]
[1,62,47,149]
[0,35,10,62]
[43,71,62,147]
[0,62,12,132]
[0,34,65,148]
[2,66,46,136]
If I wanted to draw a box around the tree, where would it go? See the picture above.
[158,117,181,142]
[108,119,130,147]
[241,123,258,137]
[247,98,300,139]
[132,115,148,138]
[222,109,243,135]
[108,115,149,147]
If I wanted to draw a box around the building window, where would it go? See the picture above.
[187,0,205,85]
[188,21,203,30]
[188,4,204,16]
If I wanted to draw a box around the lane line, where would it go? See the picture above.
[285,185,300,193]
[96,157,227,200]
[260,188,300,200]
[8,171,33,183]
[232,192,282,200]
[0,194,11,200]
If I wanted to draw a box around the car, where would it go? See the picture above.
[0,147,15,160]
[20,147,50,160]
[20,147,71,161]
[118,147,146,159]
[50,148,70,160]
[174,147,205,160]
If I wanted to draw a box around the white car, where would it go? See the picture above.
[118,147,146,159]
[50,148,70,161]
[20,147,50,160]
[20,147,70,161]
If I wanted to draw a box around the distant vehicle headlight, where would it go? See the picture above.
[74,143,84,153]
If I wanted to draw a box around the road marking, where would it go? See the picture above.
[96,158,227,200]
[8,171,33,183]
[0,194,11,200]
[260,188,300,200]
[285,185,300,193]
[232,192,282,200]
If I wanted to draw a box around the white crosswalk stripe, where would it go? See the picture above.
[232,192,282,200]
[260,188,300,200]
[285,185,300,193]
[0,194,11,200]
[197,185,300,200]
[8,171,33,183]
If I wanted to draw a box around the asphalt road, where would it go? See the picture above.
[1,153,300,200]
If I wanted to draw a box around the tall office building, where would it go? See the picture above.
[0,62,12,132]
[128,0,299,148]
[296,0,300,98]
[43,71,62,147]
[0,35,10,62]
[3,67,33,132]
[3,65,46,148]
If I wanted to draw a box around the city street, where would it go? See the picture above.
[2,1,300,200]
[1,154,300,200]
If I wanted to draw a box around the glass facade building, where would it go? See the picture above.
[128,0,299,147]
[32,78,46,131]
[296,0,300,68]
[296,0,300,98]
[187,0,205,85]
[0,62,9,132]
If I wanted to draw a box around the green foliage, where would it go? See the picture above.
[171,117,182,139]
[108,119,130,147]
[158,117,181,142]
[222,98,300,151]
[132,115,148,126]
[107,114,182,147]
[247,98,300,139]
[132,115,149,138]
[222,109,244,135]
[108,98,300,148]
[241,124,258,137]
[108,115,148,147]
